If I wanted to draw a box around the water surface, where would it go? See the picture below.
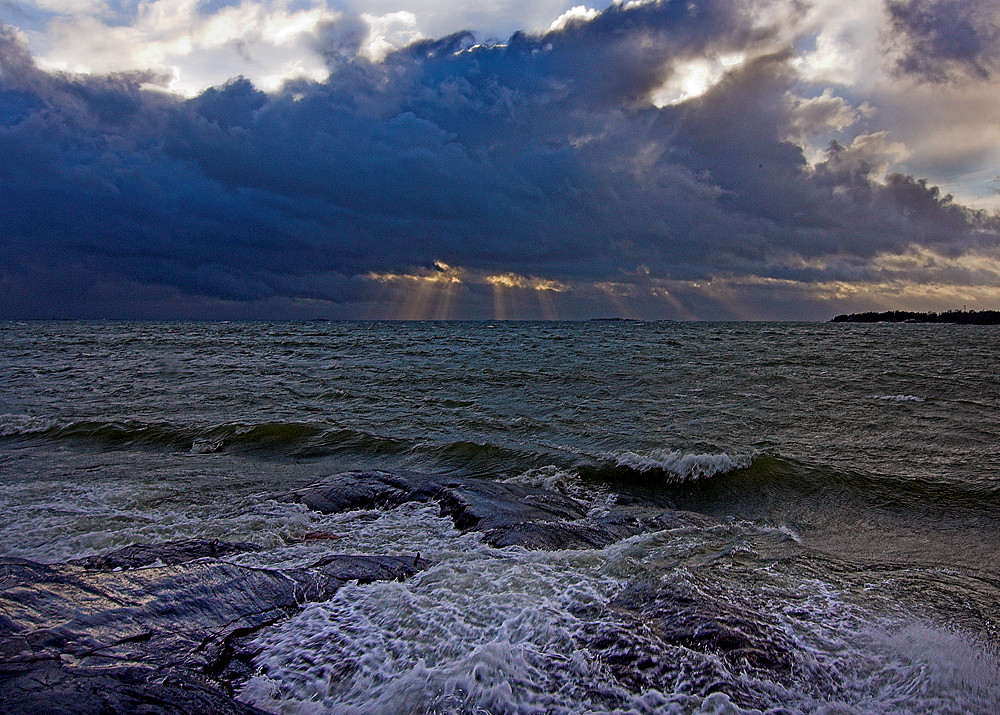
[2,321,998,713]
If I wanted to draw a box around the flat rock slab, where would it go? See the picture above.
[282,470,717,550]
[70,539,261,570]
[0,540,427,715]
[0,663,270,715]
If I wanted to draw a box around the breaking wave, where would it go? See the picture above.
[585,448,755,484]
[237,520,1000,715]
[0,414,58,438]
[611,449,751,479]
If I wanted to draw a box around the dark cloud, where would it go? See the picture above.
[887,0,1000,82]
[0,1,998,319]
[313,15,373,67]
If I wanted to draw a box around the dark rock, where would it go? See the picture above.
[572,579,800,711]
[612,581,796,674]
[435,478,588,536]
[0,663,269,715]
[279,470,443,513]
[71,538,261,570]
[0,543,428,715]
[282,470,720,551]
[482,520,626,549]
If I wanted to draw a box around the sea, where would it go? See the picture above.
[2,320,998,714]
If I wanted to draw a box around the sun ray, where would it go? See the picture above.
[492,285,508,320]
[536,289,558,320]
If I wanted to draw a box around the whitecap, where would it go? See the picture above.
[608,449,751,481]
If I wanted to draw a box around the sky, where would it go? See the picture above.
[1,0,999,320]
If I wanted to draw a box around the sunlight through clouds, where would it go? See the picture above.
[366,264,571,320]
[2,0,1000,319]
[651,53,744,107]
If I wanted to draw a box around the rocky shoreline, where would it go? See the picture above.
[0,543,426,714]
[2,470,808,714]
[280,470,717,550]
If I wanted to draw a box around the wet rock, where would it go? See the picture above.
[436,478,588,527]
[0,663,269,715]
[0,542,428,715]
[283,470,598,548]
[481,520,629,549]
[612,581,796,674]
[71,538,261,570]
[283,470,719,550]
[280,470,443,513]
[572,579,799,711]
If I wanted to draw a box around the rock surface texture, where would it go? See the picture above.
[0,540,426,714]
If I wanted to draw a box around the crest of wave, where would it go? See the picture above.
[611,449,751,481]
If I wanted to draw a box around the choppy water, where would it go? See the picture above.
[2,320,999,714]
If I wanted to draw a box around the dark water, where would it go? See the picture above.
[2,321,999,713]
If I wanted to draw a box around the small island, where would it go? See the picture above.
[830,310,1000,324]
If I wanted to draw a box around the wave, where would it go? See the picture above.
[427,439,559,475]
[609,449,752,481]
[638,450,1000,516]
[1,414,550,472]
[0,415,413,457]
[584,448,754,484]
[8,412,998,511]
[876,394,926,402]
[0,414,58,438]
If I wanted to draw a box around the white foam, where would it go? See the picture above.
[190,437,225,454]
[873,624,1000,708]
[609,449,751,481]
[776,523,803,543]
[239,549,629,715]
[200,492,1000,715]
[875,394,926,402]
[502,466,618,518]
[238,528,746,713]
[238,519,1000,715]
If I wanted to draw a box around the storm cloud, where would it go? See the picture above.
[887,0,1000,82]
[1,0,999,319]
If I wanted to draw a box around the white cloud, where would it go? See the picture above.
[361,11,423,61]
[787,88,860,140]
[548,5,598,33]
[30,0,108,13]
[764,0,1000,210]
[789,0,889,88]
[29,0,342,94]
[19,0,611,94]
[650,53,745,107]
[817,131,910,180]
[334,0,599,40]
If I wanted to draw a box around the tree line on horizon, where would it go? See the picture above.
[830,310,1000,324]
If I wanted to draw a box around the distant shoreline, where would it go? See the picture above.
[830,310,1000,325]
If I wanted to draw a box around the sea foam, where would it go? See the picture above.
[608,448,751,481]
